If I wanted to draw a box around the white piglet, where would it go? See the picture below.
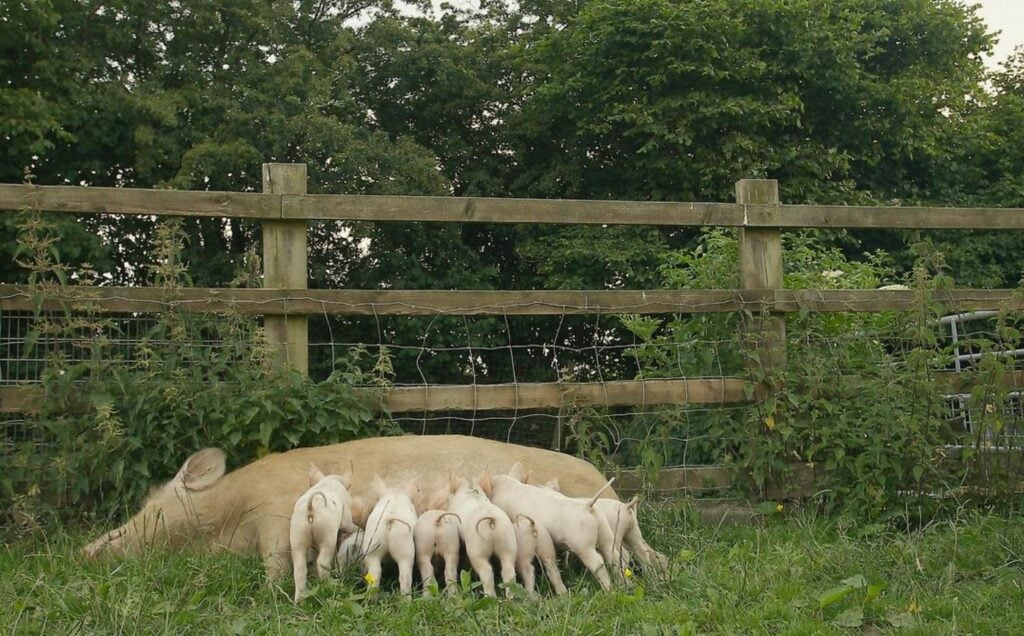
[595,497,668,570]
[487,463,618,590]
[289,464,357,603]
[513,514,568,596]
[544,477,668,570]
[413,510,462,596]
[336,527,365,571]
[359,476,418,597]
[447,473,518,597]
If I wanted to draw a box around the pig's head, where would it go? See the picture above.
[82,447,227,559]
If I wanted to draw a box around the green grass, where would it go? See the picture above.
[2,504,1023,635]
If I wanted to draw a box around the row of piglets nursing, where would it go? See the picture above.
[290,462,667,603]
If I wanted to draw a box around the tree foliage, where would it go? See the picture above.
[2,0,1022,376]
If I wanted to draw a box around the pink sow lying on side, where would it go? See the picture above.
[81,435,619,580]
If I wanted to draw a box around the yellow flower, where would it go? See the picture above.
[363,572,376,586]
[776,504,784,514]
[624,568,634,579]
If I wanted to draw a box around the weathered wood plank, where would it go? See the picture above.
[383,378,748,412]
[759,204,1024,230]
[0,378,747,414]
[0,184,279,218]
[738,180,786,373]
[934,370,1024,393]
[776,289,1024,313]
[262,164,309,376]
[4,373,1022,414]
[1,285,1021,315]
[283,194,745,225]
[285,195,1024,229]
[0,285,760,314]
[285,196,1024,229]
[3,182,1024,229]
[0,386,41,413]
[614,465,733,495]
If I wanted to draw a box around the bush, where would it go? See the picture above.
[617,230,1022,520]
[2,216,398,529]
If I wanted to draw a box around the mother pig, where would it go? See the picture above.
[82,435,618,581]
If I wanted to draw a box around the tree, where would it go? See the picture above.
[507,0,993,204]
[902,48,1024,287]
[2,0,1019,384]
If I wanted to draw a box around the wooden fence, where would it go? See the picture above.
[2,164,1024,494]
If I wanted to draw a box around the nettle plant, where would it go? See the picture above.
[5,215,398,528]
[618,229,998,520]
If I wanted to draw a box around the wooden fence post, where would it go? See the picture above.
[736,179,786,374]
[262,163,309,376]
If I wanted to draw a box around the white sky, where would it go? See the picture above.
[974,0,1024,69]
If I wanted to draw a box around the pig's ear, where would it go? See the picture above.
[626,495,639,511]
[371,475,387,497]
[545,477,561,492]
[177,448,226,491]
[308,463,326,487]
[338,463,354,489]
[477,469,493,498]
[508,461,527,482]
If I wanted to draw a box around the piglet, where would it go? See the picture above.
[448,473,518,597]
[543,477,668,570]
[413,510,462,596]
[513,514,568,596]
[486,463,618,590]
[358,476,418,597]
[289,464,356,603]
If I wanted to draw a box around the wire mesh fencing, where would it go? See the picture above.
[4,300,1022,495]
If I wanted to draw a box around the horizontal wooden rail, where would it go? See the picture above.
[384,378,747,411]
[289,195,1024,229]
[2,285,1021,315]
[0,184,278,219]
[0,387,38,413]
[0,378,747,414]
[5,372,1022,415]
[775,204,1024,230]
[614,465,732,495]
[935,370,1024,394]
[4,183,1024,229]
[285,194,743,225]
